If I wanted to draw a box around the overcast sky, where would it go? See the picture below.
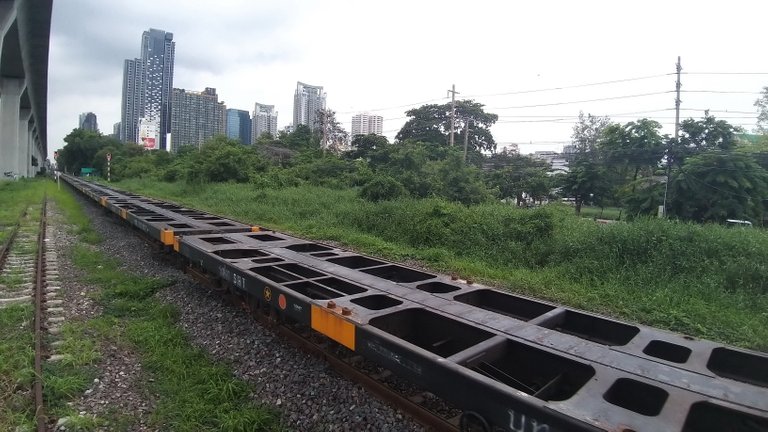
[48,0,768,159]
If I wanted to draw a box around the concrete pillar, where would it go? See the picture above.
[18,108,29,177]
[0,78,23,179]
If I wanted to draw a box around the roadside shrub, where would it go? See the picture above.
[360,176,407,202]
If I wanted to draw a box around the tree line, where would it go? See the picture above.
[55,100,768,224]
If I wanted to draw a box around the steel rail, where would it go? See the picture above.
[33,196,47,431]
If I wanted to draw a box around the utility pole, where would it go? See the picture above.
[662,56,682,217]
[447,84,459,146]
[463,118,471,162]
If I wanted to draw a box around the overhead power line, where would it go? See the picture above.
[681,90,763,94]
[490,91,673,110]
[462,73,673,98]
[683,72,768,75]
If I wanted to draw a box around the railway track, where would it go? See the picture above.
[0,197,61,431]
[61,174,768,432]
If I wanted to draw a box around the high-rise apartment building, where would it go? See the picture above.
[226,109,251,145]
[120,28,175,150]
[293,82,325,131]
[252,103,278,142]
[78,112,98,132]
[120,58,142,143]
[350,113,383,136]
[112,122,121,140]
[170,87,226,151]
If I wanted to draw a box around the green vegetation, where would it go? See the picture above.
[112,178,768,351]
[0,179,46,431]
[50,181,283,431]
[52,99,768,352]
[71,245,282,432]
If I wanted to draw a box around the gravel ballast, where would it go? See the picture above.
[74,192,423,432]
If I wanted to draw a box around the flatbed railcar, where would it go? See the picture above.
[61,174,768,432]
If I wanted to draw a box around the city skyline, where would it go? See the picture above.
[351,113,383,137]
[293,82,326,132]
[252,102,278,142]
[226,108,252,145]
[170,87,225,151]
[120,28,175,151]
[48,1,768,159]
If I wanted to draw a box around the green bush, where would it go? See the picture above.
[360,176,407,202]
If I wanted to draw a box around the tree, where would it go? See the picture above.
[599,119,665,196]
[315,109,348,153]
[57,129,121,174]
[559,159,611,215]
[284,124,316,150]
[571,112,612,158]
[755,86,768,134]
[484,153,551,205]
[668,152,768,223]
[396,100,499,152]
[669,114,740,168]
[346,134,389,160]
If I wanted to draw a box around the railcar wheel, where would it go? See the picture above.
[460,411,490,432]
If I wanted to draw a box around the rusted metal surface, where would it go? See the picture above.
[34,197,47,431]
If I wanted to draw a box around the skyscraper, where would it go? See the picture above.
[351,113,383,136]
[170,87,226,151]
[252,103,278,142]
[120,28,175,150]
[78,112,98,132]
[226,109,252,145]
[120,58,142,143]
[293,82,325,131]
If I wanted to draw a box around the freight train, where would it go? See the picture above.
[61,174,768,432]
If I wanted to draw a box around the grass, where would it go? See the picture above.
[112,178,768,351]
[0,179,47,431]
[1,179,281,430]
[72,245,283,432]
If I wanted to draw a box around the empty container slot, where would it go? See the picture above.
[190,216,219,220]
[455,289,555,321]
[248,233,285,242]
[250,265,301,283]
[328,255,385,269]
[275,263,325,279]
[361,265,435,283]
[208,221,235,227]
[169,223,193,229]
[682,402,768,432]
[285,243,333,253]
[643,340,692,364]
[315,277,367,295]
[351,294,402,310]
[462,338,595,401]
[542,310,639,346]
[603,378,668,416]
[416,282,461,294]
[707,347,768,388]
[147,217,174,222]
[283,281,343,300]
[369,308,493,358]
[311,252,338,258]
[200,236,236,245]
[213,249,269,259]
[251,257,283,265]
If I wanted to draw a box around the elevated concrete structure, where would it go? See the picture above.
[0,0,52,179]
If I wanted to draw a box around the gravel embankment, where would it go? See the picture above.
[75,192,423,432]
[50,202,158,432]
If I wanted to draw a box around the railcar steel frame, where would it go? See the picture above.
[61,174,768,432]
